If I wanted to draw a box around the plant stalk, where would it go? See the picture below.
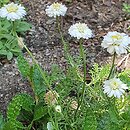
[108,52,116,79]
[56,16,83,82]
[74,39,87,118]
[24,45,50,88]
[12,21,17,36]
[16,35,51,89]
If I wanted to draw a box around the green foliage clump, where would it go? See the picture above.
[0,19,21,60]
[3,94,34,130]
[1,51,130,130]
[0,19,31,60]
[119,69,130,88]
[0,0,9,7]
[123,3,130,13]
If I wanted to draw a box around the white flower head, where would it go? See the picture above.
[0,2,26,21]
[47,122,53,130]
[55,105,62,113]
[103,78,128,98]
[101,31,130,55]
[68,23,93,39]
[45,2,67,18]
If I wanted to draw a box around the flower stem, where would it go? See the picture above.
[56,16,67,52]
[56,17,63,41]
[108,52,116,79]
[56,17,79,72]
[16,35,51,89]
[74,39,86,118]
[12,21,17,36]
[24,45,50,88]
[56,16,81,75]
[16,35,59,106]
[28,77,39,104]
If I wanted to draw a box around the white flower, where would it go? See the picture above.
[47,122,53,130]
[103,78,128,98]
[101,31,130,55]
[45,2,67,18]
[68,23,93,39]
[0,2,26,21]
[55,105,62,113]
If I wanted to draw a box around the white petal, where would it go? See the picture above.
[108,90,114,97]
[101,31,130,55]
[107,46,115,54]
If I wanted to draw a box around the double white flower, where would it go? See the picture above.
[45,2,67,18]
[68,23,93,39]
[103,78,128,98]
[0,2,26,21]
[101,31,130,55]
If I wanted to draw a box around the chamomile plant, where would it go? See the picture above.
[0,2,130,130]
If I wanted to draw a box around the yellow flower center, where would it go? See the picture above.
[52,3,61,10]
[6,5,18,13]
[77,25,85,33]
[111,34,122,40]
[111,81,119,90]
[111,34,123,46]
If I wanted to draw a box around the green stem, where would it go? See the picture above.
[56,16,64,44]
[74,39,86,118]
[56,17,83,82]
[107,97,120,120]
[108,52,116,79]
[27,120,34,130]
[113,98,119,117]
[17,35,59,106]
[56,16,72,64]
[24,45,50,88]
[12,23,40,104]
[56,17,87,118]
[12,21,17,36]
[48,107,57,130]
[28,77,39,104]
[16,35,51,89]
[54,112,60,130]
[56,16,70,62]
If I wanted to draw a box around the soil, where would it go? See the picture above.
[0,0,130,116]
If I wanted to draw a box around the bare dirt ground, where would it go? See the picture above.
[0,0,130,116]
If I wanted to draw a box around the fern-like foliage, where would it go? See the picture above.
[89,64,110,84]
[30,65,47,97]
[123,3,130,13]
[49,64,65,85]
[119,69,130,89]
[97,111,123,130]
[83,107,97,130]
[17,54,31,77]
[5,93,34,129]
